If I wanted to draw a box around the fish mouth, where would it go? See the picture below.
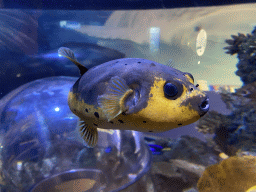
[199,97,209,117]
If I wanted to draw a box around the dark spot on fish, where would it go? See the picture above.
[138,61,141,63]
[93,123,98,126]
[118,120,124,123]
[178,123,182,126]
[194,26,201,32]
[85,108,88,113]
[116,61,119,63]
[190,88,193,91]
[109,121,114,124]
[149,93,153,97]
[149,130,153,132]
[94,112,99,118]
[74,109,76,112]
[150,63,156,67]
[143,121,146,123]
[125,64,127,65]
[196,84,199,87]
[122,112,127,116]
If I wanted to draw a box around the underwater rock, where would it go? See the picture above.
[163,135,220,166]
[151,162,182,178]
[151,159,205,191]
[224,27,256,85]
[196,81,256,156]
[150,160,204,192]
[89,152,203,192]
[139,135,222,191]
[195,110,226,134]
[169,159,205,178]
[199,37,256,153]
[197,156,256,192]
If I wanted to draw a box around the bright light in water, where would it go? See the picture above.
[41,53,60,59]
[196,29,207,56]
[55,107,60,112]
[150,27,160,53]
[59,20,67,28]
[17,161,22,171]
[59,20,81,29]
[198,61,201,64]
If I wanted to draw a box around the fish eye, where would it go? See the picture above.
[164,83,178,97]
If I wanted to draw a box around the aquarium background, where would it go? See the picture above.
[0,5,246,139]
[1,2,256,192]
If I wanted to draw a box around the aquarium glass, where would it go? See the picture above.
[1,3,256,192]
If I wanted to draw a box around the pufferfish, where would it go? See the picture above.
[58,47,209,147]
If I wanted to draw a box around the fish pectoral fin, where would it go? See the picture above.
[58,47,88,75]
[79,121,98,148]
[98,76,133,121]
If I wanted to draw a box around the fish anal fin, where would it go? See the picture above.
[98,76,133,121]
[79,120,98,148]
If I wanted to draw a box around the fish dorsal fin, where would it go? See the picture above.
[98,76,134,121]
[79,120,98,147]
[58,47,88,75]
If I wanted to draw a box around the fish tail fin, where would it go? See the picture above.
[58,47,88,75]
